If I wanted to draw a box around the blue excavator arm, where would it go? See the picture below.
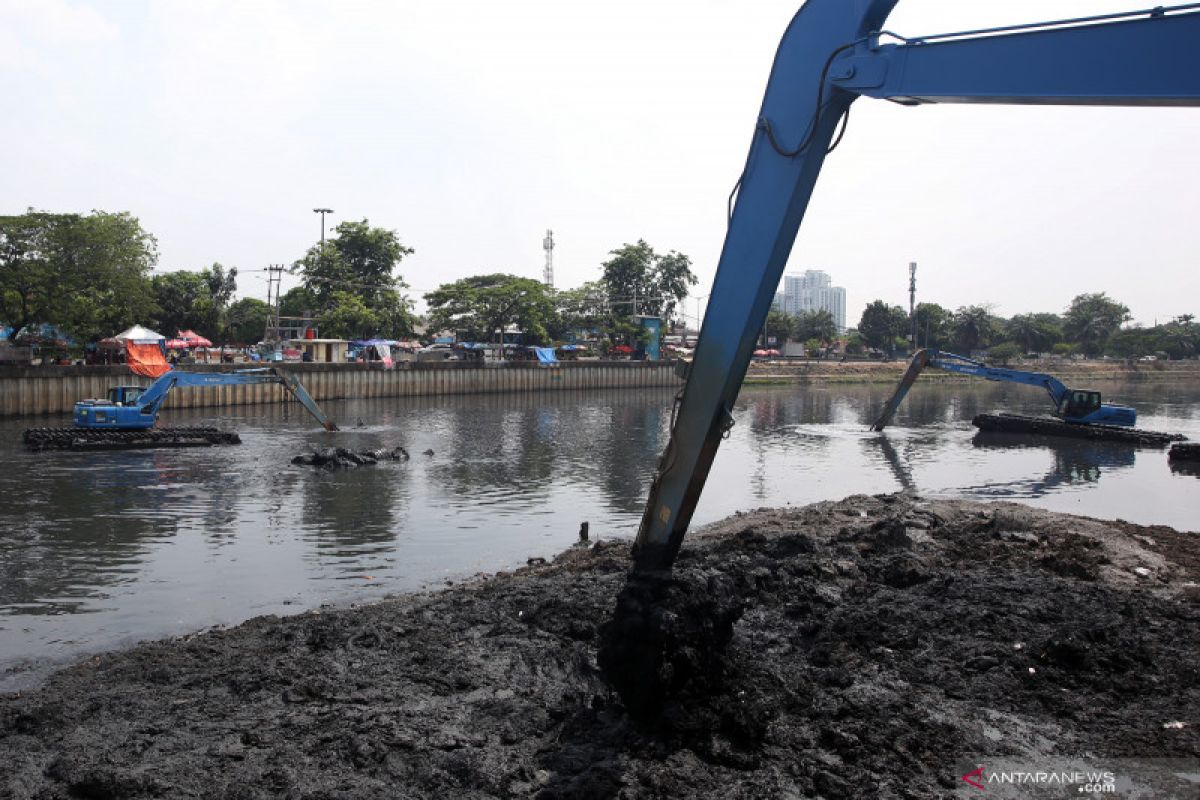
[869,348,1137,429]
[631,1,1200,573]
[82,368,339,431]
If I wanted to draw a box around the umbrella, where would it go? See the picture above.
[175,329,213,347]
[612,344,634,353]
[753,349,768,356]
[765,348,781,356]
[100,325,165,348]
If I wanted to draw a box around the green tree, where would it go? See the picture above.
[1160,315,1198,360]
[319,291,380,340]
[551,281,609,340]
[1005,312,1063,355]
[227,298,272,344]
[425,274,556,345]
[294,219,416,338]
[858,300,907,352]
[912,302,950,349]
[950,305,998,354]
[600,240,697,327]
[203,263,238,340]
[1106,326,1156,359]
[279,286,319,319]
[794,309,837,344]
[764,309,794,346]
[152,270,214,336]
[1063,292,1130,357]
[843,330,867,355]
[987,342,1022,364]
[1,210,158,343]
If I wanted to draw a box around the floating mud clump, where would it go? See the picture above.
[291,445,410,469]
[2,494,1197,798]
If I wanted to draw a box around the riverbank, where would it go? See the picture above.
[3,493,1196,798]
[0,361,680,417]
[745,356,1200,385]
[3,358,1198,417]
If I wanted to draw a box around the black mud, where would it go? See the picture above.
[2,494,1197,798]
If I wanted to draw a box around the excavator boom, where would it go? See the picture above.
[870,349,1135,430]
[631,0,1200,573]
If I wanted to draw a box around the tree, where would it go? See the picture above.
[1005,312,1063,355]
[764,309,794,346]
[858,300,907,352]
[552,281,609,340]
[949,305,998,354]
[1,210,158,343]
[294,219,417,338]
[600,240,697,327]
[227,298,272,344]
[1064,292,1130,357]
[319,291,380,340]
[987,342,1022,364]
[203,263,238,340]
[152,270,214,336]
[279,286,319,319]
[425,274,556,345]
[794,309,837,344]
[1160,315,1199,360]
[912,302,950,349]
[1106,326,1156,359]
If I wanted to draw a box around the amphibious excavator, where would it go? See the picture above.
[23,367,337,451]
[628,0,1200,574]
[867,349,1186,445]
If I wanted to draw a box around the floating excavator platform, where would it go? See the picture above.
[23,426,241,452]
[972,413,1185,447]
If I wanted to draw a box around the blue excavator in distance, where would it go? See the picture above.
[24,367,337,450]
[72,367,338,431]
[869,349,1137,431]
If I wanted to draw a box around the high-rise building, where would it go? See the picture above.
[781,269,847,332]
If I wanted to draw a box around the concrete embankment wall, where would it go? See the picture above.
[745,358,1200,385]
[0,361,683,418]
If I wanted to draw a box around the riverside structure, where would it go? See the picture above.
[0,360,682,417]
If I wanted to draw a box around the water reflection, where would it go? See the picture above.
[970,431,1138,494]
[0,452,183,615]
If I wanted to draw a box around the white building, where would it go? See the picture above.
[782,270,847,333]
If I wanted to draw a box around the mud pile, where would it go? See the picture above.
[2,494,1197,798]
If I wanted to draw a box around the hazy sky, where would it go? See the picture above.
[3,0,1198,328]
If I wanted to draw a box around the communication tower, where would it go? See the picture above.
[542,229,555,287]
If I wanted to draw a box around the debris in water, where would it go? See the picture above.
[291,446,411,469]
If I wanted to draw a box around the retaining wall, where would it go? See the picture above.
[0,361,683,418]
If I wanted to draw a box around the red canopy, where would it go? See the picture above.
[612,344,634,353]
[173,329,213,347]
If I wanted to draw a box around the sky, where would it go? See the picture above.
[3,0,1198,329]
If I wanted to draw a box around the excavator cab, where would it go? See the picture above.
[107,386,144,407]
[1058,390,1102,419]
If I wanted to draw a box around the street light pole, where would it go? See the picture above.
[313,208,334,247]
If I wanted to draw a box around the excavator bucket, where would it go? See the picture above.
[870,350,930,431]
[273,369,339,431]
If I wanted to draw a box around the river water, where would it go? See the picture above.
[1,380,1197,689]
